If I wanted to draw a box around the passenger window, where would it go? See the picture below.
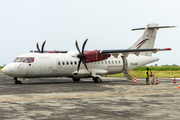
[101,61,103,64]
[112,61,114,64]
[115,60,117,64]
[58,61,60,65]
[74,61,77,65]
[108,61,110,64]
[98,61,100,64]
[118,60,120,64]
[105,61,107,64]
[22,58,28,63]
[62,61,65,65]
[71,61,73,65]
[66,61,69,65]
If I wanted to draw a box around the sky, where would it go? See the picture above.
[0,0,179,66]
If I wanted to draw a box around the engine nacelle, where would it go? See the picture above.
[84,50,110,63]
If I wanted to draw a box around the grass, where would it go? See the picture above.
[107,65,180,78]
[107,70,180,78]
[0,66,3,72]
[134,65,180,71]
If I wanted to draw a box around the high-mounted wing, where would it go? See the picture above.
[101,48,171,57]
[30,50,68,53]
[30,40,68,53]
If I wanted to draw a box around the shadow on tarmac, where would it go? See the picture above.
[1,80,146,86]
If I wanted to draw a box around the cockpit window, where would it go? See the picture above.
[14,57,35,63]
[22,58,28,63]
[28,58,33,63]
[14,58,22,62]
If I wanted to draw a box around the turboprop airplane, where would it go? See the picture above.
[2,23,175,84]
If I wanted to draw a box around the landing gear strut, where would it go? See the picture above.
[14,77,22,84]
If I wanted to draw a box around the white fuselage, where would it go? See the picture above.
[2,51,159,79]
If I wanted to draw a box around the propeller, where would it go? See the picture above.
[36,40,46,53]
[75,39,89,72]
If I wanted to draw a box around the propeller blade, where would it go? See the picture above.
[41,40,46,53]
[82,38,88,53]
[77,59,82,72]
[36,42,40,53]
[75,40,81,53]
[75,39,89,73]
[82,58,89,72]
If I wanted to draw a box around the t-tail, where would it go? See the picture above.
[129,23,176,56]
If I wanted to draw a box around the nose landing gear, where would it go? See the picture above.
[14,77,22,84]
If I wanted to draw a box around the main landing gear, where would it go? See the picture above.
[73,78,80,82]
[72,77,102,83]
[93,77,102,83]
[14,77,22,84]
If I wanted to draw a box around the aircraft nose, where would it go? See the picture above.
[2,66,11,76]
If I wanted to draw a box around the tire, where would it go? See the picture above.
[93,77,102,83]
[15,80,22,84]
[73,78,80,82]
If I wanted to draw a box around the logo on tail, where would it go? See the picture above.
[136,39,149,49]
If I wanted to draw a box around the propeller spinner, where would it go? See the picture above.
[75,39,89,72]
[36,40,46,53]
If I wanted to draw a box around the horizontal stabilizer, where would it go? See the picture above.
[132,26,176,31]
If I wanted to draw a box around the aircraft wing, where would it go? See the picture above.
[30,50,68,53]
[100,48,171,57]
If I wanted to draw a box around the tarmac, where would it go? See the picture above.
[0,72,180,120]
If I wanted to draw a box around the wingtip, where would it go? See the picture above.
[169,26,176,28]
[164,48,171,50]
[158,48,171,51]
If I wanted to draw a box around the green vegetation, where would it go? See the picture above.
[107,65,180,78]
[134,64,180,71]
[0,66,3,72]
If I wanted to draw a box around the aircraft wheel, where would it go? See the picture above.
[73,78,80,82]
[15,80,22,84]
[93,77,102,83]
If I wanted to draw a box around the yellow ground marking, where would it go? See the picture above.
[0,90,180,102]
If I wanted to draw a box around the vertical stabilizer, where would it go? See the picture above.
[129,23,159,56]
